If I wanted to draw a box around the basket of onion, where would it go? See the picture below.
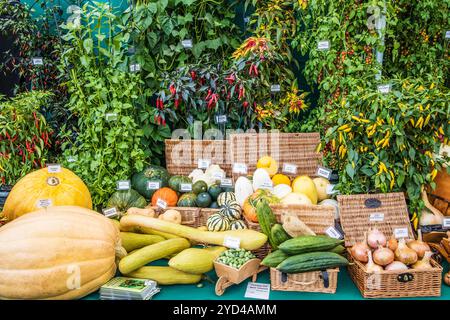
[338,192,443,298]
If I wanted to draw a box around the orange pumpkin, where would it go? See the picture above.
[242,189,279,223]
[151,187,178,207]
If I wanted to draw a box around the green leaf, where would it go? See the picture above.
[83,39,93,53]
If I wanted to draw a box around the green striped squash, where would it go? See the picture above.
[230,220,247,230]
[217,192,236,207]
[206,213,230,232]
[219,202,241,220]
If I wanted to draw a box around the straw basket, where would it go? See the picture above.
[270,268,339,293]
[152,206,202,228]
[165,139,231,176]
[338,192,442,298]
[199,208,220,226]
[245,204,335,259]
[229,132,321,180]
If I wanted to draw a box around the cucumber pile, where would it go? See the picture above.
[217,248,256,269]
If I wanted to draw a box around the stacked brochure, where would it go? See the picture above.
[100,277,160,300]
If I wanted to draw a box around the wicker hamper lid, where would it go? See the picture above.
[337,192,414,247]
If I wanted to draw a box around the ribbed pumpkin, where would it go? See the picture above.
[219,202,242,221]
[207,213,230,231]
[0,206,124,300]
[2,167,92,221]
[151,187,178,207]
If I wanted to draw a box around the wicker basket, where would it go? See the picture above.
[270,268,339,293]
[165,139,231,176]
[199,208,220,226]
[229,132,321,180]
[152,206,202,228]
[338,192,442,298]
[245,204,335,258]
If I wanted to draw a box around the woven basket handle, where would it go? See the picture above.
[287,278,320,286]
[281,271,330,288]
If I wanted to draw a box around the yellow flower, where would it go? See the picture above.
[298,0,307,9]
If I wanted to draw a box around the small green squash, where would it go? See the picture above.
[107,189,147,214]
[168,175,192,193]
[177,192,197,207]
[132,165,170,199]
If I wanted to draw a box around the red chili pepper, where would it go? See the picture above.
[5,132,10,140]
[238,85,245,100]
[174,98,180,109]
[205,89,212,101]
[225,73,235,85]
[11,135,18,143]
[169,84,176,96]
[243,101,249,109]
[190,71,197,80]
[162,118,166,126]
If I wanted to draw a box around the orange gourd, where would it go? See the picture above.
[151,187,178,207]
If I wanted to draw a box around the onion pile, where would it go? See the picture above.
[350,228,434,272]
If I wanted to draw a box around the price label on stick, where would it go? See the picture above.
[394,227,409,239]
[156,198,167,209]
[215,115,227,124]
[259,181,273,191]
[244,16,250,24]
[244,282,270,300]
[105,113,118,121]
[446,31,450,39]
[220,178,233,188]
[181,39,193,49]
[180,183,192,192]
[47,164,61,173]
[32,57,43,65]
[37,199,52,208]
[442,218,450,229]
[270,84,281,93]
[67,155,77,163]
[103,207,118,218]
[369,213,385,222]
[146,181,160,190]
[317,40,330,51]
[233,163,248,174]
[316,166,332,179]
[282,163,297,175]
[117,180,131,191]
[197,159,211,169]
[377,84,391,94]
[326,184,337,195]
[223,236,240,249]
[129,63,141,72]
[325,226,342,239]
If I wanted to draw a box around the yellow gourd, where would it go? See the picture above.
[168,246,226,274]
[0,206,123,300]
[2,167,92,221]
[125,266,202,285]
[120,232,165,252]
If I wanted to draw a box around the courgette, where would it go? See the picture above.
[256,201,278,248]
[125,266,202,285]
[169,246,227,274]
[261,250,289,268]
[276,252,349,273]
[120,232,165,252]
[270,224,291,248]
[279,235,344,255]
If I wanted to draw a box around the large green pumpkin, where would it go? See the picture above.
[177,192,197,207]
[168,175,192,193]
[132,165,170,199]
[107,189,147,214]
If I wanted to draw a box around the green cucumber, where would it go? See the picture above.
[256,201,278,248]
[270,224,291,247]
[261,250,289,268]
[276,252,349,273]
[329,245,346,255]
[279,235,344,255]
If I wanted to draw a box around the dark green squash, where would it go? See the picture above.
[207,183,222,200]
[196,192,212,208]
[107,189,147,214]
[177,192,198,207]
[132,165,170,199]
[168,175,192,193]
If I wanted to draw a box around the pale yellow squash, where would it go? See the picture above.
[2,167,92,221]
[0,206,123,300]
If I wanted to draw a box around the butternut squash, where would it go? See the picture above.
[120,215,268,250]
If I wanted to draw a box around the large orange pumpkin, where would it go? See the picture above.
[151,187,178,207]
[2,167,92,221]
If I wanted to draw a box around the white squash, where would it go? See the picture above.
[281,192,312,205]
[319,199,339,220]
[252,168,272,191]
[235,177,254,206]
[273,184,292,200]
[189,169,204,180]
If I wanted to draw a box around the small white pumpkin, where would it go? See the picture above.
[252,168,272,191]
[273,184,292,200]
[234,176,254,206]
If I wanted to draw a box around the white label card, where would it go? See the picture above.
[223,236,240,249]
[117,180,131,190]
[32,57,43,65]
[220,178,233,188]
[377,84,391,94]
[105,113,118,121]
[180,183,192,192]
[103,207,118,218]
[233,163,248,174]
[156,198,167,209]
[37,199,52,208]
[317,40,330,50]
[215,115,227,124]
[181,39,193,48]
[129,64,141,72]
[394,227,409,239]
[326,184,337,195]
[259,181,273,191]
[442,218,450,229]
[67,156,77,163]
[317,166,332,179]
[197,159,211,169]
[212,171,225,180]
[282,163,297,174]
[325,226,342,239]
[47,164,61,173]
[369,213,385,222]
[244,16,250,23]
[446,31,450,39]
[270,84,281,93]
[244,282,270,300]
[146,181,160,190]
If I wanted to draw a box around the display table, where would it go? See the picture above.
[84,261,450,300]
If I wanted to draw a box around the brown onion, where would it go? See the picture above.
[395,238,418,265]
[387,238,398,251]
[367,228,387,249]
[412,251,433,270]
[366,250,383,273]
[373,245,394,266]
[351,234,370,263]
[406,230,430,259]
[385,261,408,271]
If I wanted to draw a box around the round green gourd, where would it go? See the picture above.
[217,192,236,207]
[229,220,247,230]
[107,189,147,213]
[132,165,170,199]
[206,213,230,231]
[208,184,223,200]
[197,192,212,208]
[168,175,192,193]
[219,202,241,220]
[177,193,198,207]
